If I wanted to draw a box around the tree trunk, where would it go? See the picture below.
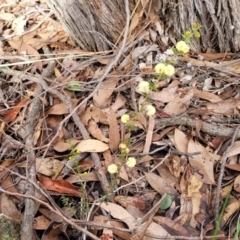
[46,0,240,52]
[46,0,135,51]
[158,0,240,52]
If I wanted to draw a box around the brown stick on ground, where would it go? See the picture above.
[155,116,240,138]
[21,85,43,240]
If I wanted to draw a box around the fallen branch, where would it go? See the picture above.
[155,116,239,138]
[21,85,43,240]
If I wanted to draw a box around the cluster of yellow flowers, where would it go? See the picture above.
[121,114,130,124]
[175,40,190,54]
[138,81,150,94]
[154,40,190,76]
[154,63,175,76]
[107,115,139,174]
[119,143,129,154]
[114,32,195,175]
[144,104,156,116]
[108,157,136,174]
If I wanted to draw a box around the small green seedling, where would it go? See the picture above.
[159,194,172,210]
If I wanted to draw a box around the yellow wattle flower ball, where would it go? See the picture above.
[185,31,192,37]
[163,64,175,76]
[138,81,150,94]
[107,164,118,174]
[119,143,127,149]
[192,22,198,28]
[145,105,156,116]
[126,157,136,168]
[194,31,201,38]
[176,40,190,54]
[121,114,130,124]
[119,143,129,153]
[155,63,166,74]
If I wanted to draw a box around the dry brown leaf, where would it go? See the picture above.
[93,77,118,108]
[106,109,120,151]
[206,99,240,115]
[153,216,190,237]
[33,215,51,230]
[110,94,126,112]
[8,38,39,56]
[128,11,141,34]
[198,52,238,60]
[36,158,64,179]
[226,164,240,172]
[226,141,240,157]
[156,163,179,186]
[46,99,78,115]
[180,55,221,68]
[165,155,181,178]
[66,171,99,183]
[188,139,215,184]
[234,175,240,193]
[53,139,80,152]
[127,112,147,130]
[186,175,203,228]
[131,45,158,60]
[114,196,148,211]
[174,128,188,153]
[115,156,129,182]
[103,149,113,167]
[97,56,112,65]
[38,174,80,197]
[3,95,29,122]
[193,89,222,103]
[221,199,240,228]
[0,193,22,222]
[33,118,43,145]
[0,175,21,200]
[110,220,131,240]
[144,172,178,197]
[225,61,240,74]
[96,202,136,230]
[149,81,179,103]
[143,116,155,153]
[163,89,193,116]
[74,139,109,152]
[140,222,172,239]
[41,222,65,240]
[90,105,109,124]
[0,159,14,172]
[87,119,109,143]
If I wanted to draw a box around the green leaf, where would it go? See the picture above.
[159,195,172,210]
[66,81,83,91]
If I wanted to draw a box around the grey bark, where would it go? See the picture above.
[46,0,240,52]
[158,0,240,52]
[46,0,135,51]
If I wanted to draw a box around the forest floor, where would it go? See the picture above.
[1,1,240,240]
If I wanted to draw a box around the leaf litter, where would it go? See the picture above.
[0,1,240,240]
